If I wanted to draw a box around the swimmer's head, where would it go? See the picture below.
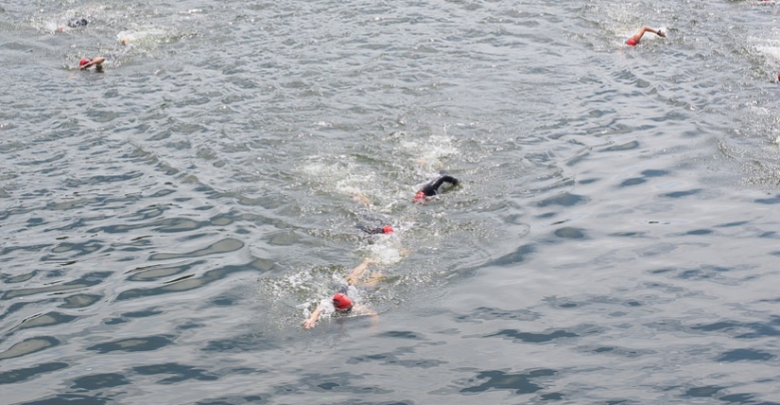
[413,191,426,203]
[79,58,91,67]
[333,293,353,311]
[382,225,394,234]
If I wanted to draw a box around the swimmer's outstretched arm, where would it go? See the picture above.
[628,26,665,44]
[79,57,106,70]
[303,305,324,329]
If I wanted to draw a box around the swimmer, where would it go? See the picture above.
[56,18,88,33]
[351,194,394,234]
[68,18,89,28]
[79,57,105,71]
[357,224,394,235]
[626,26,666,46]
[303,258,380,329]
[413,175,459,203]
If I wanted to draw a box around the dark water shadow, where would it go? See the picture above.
[485,243,535,268]
[619,169,670,188]
[682,385,726,399]
[296,371,394,395]
[662,188,702,199]
[718,392,780,405]
[86,335,174,354]
[715,348,776,362]
[454,306,540,323]
[754,194,780,205]
[201,332,279,353]
[690,316,780,339]
[71,373,131,390]
[459,368,557,395]
[2,271,112,300]
[484,328,578,343]
[0,362,69,385]
[580,345,656,358]
[15,394,111,405]
[132,363,218,384]
[117,258,277,301]
[193,395,270,405]
[536,192,589,208]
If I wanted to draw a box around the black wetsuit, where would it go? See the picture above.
[67,18,88,28]
[419,175,459,197]
[357,225,393,234]
[355,206,393,234]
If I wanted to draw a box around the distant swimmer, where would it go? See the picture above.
[413,175,459,203]
[626,26,666,46]
[79,57,105,71]
[56,18,88,33]
[68,18,89,28]
[303,258,380,329]
[351,194,394,234]
[357,224,394,235]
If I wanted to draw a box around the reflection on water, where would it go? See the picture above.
[3,0,780,404]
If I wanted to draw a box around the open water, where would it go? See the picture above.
[3,0,780,404]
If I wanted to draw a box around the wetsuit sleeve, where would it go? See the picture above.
[357,225,385,234]
[421,175,459,196]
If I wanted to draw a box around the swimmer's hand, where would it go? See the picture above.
[656,29,666,38]
[303,306,323,329]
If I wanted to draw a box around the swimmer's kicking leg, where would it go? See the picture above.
[346,258,377,285]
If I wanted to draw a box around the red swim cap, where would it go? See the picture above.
[625,38,637,47]
[79,58,90,67]
[333,293,352,310]
[382,225,394,234]
[413,191,426,202]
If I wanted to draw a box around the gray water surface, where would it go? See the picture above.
[2,1,780,404]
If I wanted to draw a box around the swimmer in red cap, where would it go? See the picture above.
[625,26,666,46]
[303,258,380,329]
[79,57,105,71]
[413,175,459,203]
[351,193,394,235]
[357,224,394,235]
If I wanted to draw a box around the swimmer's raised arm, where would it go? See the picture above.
[414,175,459,203]
[626,26,666,46]
[303,304,324,329]
[79,57,105,70]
